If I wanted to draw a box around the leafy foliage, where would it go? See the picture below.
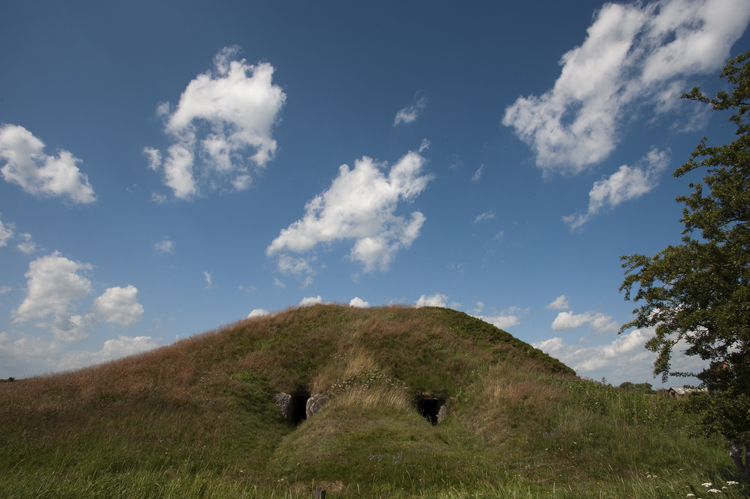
[620,51,750,444]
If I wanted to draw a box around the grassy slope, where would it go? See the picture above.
[0,305,746,498]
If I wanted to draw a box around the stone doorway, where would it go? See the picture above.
[418,396,445,425]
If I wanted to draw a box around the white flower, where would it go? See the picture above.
[702,483,713,487]
[707,489,721,494]
[686,494,695,498]
[726,481,738,486]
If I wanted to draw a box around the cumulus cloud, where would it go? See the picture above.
[155,238,174,254]
[394,92,427,126]
[16,233,37,254]
[471,164,485,182]
[414,293,448,308]
[0,331,59,369]
[267,147,432,274]
[146,46,286,200]
[551,310,619,335]
[0,124,96,203]
[534,329,656,375]
[13,253,143,342]
[0,331,159,378]
[532,328,708,384]
[349,297,370,308]
[564,148,671,229]
[502,0,750,175]
[546,295,569,310]
[477,313,521,330]
[0,218,14,247]
[143,147,161,171]
[92,286,144,326]
[474,306,524,330]
[14,252,93,325]
[474,210,495,223]
[204,271,214,289]
[299,296,325,307]
[277,255,315,276]
[58,335,159,371]
[247,308,270,318]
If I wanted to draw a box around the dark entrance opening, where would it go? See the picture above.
[290,390,310,425]
[418,397,443,425]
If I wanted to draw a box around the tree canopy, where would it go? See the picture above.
[619,51,750,450]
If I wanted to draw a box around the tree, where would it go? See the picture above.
[619,50,750,478]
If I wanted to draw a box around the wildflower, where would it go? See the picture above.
[687,494,696,497]
[726,481,738,486]
[702,483,713,487]
[707,489,721,493]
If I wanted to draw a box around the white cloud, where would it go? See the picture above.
[394,93,427,126]
[277,254,315,276]
[0,331,160,378]
[143,147,161,171]
[473,301,484,314]
[204,271,214,289]
[0,285,11,294]
[546,295,569,310]
[13,253,144,342]
[534,329,656,375]
[14,252,92,325]
[471,164,485,182]
[16,233,37,254]
[477,313,521,330]
[0,331,58,365]
[448,154,464,170]
[502,0,750,175]
[299,296,325,307]
[564,148,670,229]
[414,293,448,308]
[349,297,369,308]
[92,285,144,326]
[247,308,270,318]
[474,210,495,223]
[552,311,593,331]
[551,310,619,335]
[147,46,286,200]
[273,278,286,289]
[267,147,432,274]
[58,335,159,372]
[474,306,524,330]
[151,192,168,205]
[0,218,14,247]
[155,238,174,254]
[0,124,96,203]
[532,328,708,385]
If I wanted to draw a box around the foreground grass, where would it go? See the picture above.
[1,305,746,497]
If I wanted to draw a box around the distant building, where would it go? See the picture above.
[667,386,707,398]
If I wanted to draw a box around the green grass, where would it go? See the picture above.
[0,304,746,497]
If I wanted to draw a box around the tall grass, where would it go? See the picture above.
[1,305,746,497]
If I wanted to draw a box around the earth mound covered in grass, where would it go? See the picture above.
[0,305,745,498]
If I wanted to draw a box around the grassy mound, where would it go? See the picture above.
[0,305,746,498]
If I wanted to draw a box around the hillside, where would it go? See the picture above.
[0,305,744,498]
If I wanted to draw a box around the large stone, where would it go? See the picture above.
[436,403,447,424]
[274,392,291,421]
[306,393,330,419]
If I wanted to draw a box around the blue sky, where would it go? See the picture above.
[1,0,749,385]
